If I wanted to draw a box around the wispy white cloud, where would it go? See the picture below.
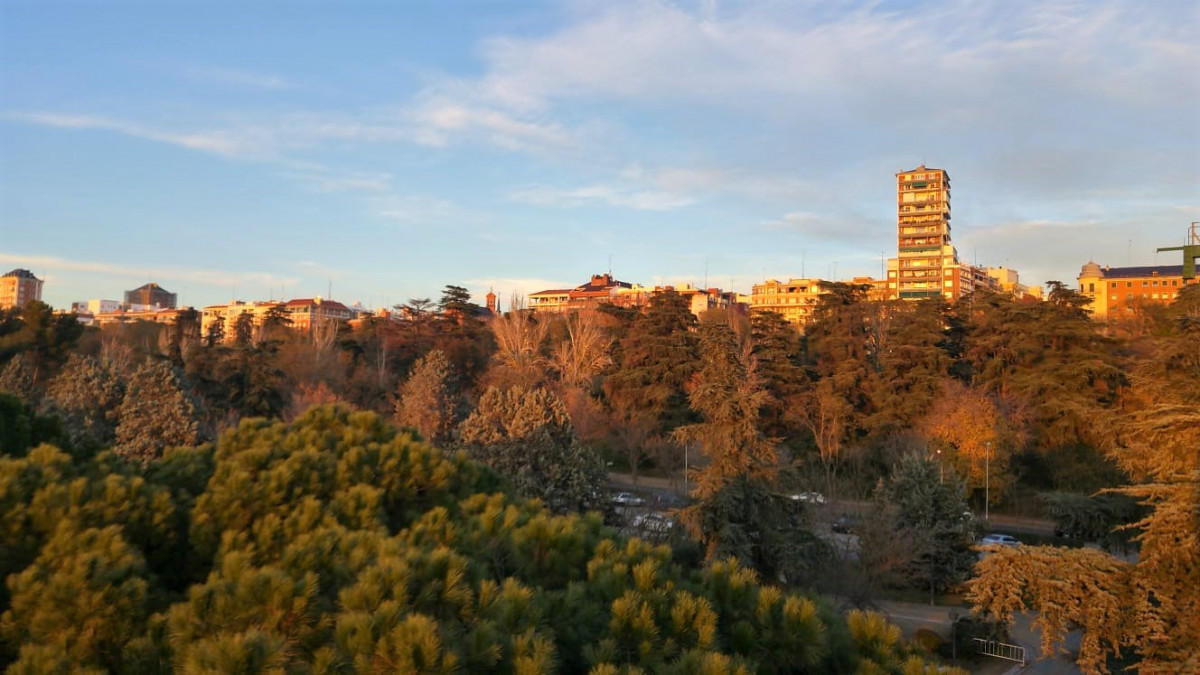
[510,183,695,211]
[0,253,301,293]
[408,95,571,151]
[284,167,393,194]
[184,66,292,90]
[374,194,462,223]
[10,112,257,158]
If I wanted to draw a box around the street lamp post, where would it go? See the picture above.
[985,441,990,521]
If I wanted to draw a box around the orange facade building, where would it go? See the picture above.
[1077,262,1194,319]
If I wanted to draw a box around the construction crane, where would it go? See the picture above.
[1157,222,1200,280]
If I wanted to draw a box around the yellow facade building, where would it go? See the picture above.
[1077,262,1193,319]
[749,278,827,327]
[0,269,44,309]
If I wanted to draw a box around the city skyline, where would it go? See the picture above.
[2,0,1196,310]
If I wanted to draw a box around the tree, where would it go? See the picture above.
[0,353,38,403]
[873,454,978,604]
[484,308,550,390]
[604,290,699,435]
[551,310,613,390]
[458,386,605,512]
[203,315,225,348]
[674,319,778,501]
[957,288,1124,456]
[748,311,806,446]
[231,311,254,347]
[393,349,459,447]
[917,379,1017,508]
[0,300,84,382]
[671,319,817,580]
[41,353,125,452]
[114,360,201,463]
[0,523,150,672]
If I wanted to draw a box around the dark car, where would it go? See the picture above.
[832,516,858,534]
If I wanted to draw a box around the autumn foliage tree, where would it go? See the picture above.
[970,286,1200,674]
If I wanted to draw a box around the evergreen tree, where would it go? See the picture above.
[203,315,225,348]
[604,290,699,436]
[0,300,84,382]
[0,354,38,403]
[458,386,605,512]
[0,523,150,672]
[41,353,125,452]
[872,454,977,604]
[394,349,459,447]
[114,360,201,462]
[748,311,806,445]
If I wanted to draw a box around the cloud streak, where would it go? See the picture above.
[0,253,301,296]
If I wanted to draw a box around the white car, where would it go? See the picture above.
[611,492,646,507]
[980,533,1021,547]
[789,492,827,505]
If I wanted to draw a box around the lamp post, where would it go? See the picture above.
[985,441,990,521]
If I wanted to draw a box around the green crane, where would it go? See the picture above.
[1157,222,1200,280]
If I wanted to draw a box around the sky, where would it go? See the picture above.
[1,0,1197,311]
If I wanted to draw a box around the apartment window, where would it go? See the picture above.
[1143,281,1149,287]
[1152,280,1159,286]
[1111,282,1117,288]
[1127,282,1133,288]
[1088,283,1094,292]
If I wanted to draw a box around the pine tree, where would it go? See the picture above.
[394,349,459,447]
[114,360,201,462]
[41,353,125,451]
[458,386,605,512]
[873,454,977,604]
[604,290,699,436]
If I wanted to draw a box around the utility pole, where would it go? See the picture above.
[985,442,991,521]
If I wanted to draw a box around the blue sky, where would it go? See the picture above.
[2,0,1197,311]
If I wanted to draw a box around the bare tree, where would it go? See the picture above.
[552,310,613,388]
[486,305,550,389]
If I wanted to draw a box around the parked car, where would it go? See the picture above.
[789,491,827,505]
[831,516,858,534]
[632,512,674,533]
[979,533,1021,547]
[611,492,646,507]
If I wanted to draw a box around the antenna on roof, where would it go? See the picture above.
[328,280,332,300]
[704,260,709,289]
[608,254,612,275]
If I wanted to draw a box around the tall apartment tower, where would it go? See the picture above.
[894,165,963,300]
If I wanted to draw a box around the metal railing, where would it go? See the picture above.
[974,638,1026,666]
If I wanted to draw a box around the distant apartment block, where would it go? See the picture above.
[529,274,741,317]
[985,267,1042,300]
[750,278,827,327]
[530,274,634,313]
[0,269,44,309]
[124,282,177,309]
[200,300,286,341]
[1077,262,1194,319]
[285,297,353,333]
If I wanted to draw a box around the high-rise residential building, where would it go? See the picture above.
[0,269,44,309]
[893,165,957,300]
[124,282,177,309]
[888,165,1002,301]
